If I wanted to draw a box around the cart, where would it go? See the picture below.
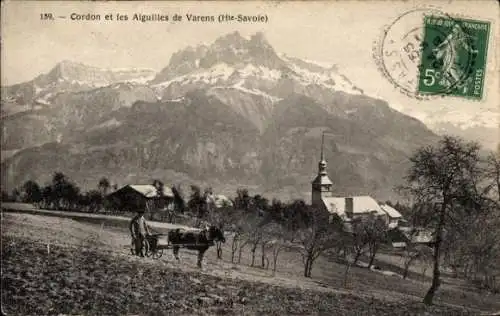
[131,232,216,260]
[145,233,171,259]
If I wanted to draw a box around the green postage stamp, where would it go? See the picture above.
[417,16,490,99]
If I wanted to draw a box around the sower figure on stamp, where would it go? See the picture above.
[432,24,478,90]
[129,209,151,257]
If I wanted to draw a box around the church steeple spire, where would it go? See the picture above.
[320,132,324,161]
[312,132,333,205]
[318,132,327,175]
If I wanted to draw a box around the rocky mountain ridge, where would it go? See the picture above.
[1,32,440,201]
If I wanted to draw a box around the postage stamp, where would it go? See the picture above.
[374,7,491,100]
[418,16,490,99]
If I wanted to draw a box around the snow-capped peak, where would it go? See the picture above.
[48,61,156,85]
[150,32,364,100]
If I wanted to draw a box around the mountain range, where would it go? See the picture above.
[1,31,481,201]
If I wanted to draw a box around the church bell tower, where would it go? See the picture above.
[311,133,333,206]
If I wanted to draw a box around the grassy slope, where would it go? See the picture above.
[2,211,500,315]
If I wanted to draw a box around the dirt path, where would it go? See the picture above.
[1,203,200,231]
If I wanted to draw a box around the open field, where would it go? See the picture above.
[2,208,500,315]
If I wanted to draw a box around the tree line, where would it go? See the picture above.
[2,173,116,212]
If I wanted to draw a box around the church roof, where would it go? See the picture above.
[321,195,385,217]
[312,174,333,185]
[322,197,348,216]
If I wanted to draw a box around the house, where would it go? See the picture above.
[388,226,435,248]
[402,227,435,246]
[210,194,234,208]
[379,203,403,228]
[106,184,175,212]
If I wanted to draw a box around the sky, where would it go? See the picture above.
[1,0,498,117]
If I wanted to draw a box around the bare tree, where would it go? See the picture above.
[401,235,433,279]
[207,205,235,259]
[296,206,344,278]
[349,218,370,265]
[248,227,263,267]
[442,208,500,291]
[484,152,500,201]
[261,221,295,274]
[259,221,274,269]
[400,136,488,305]
[236,213,261,264]
[365,215,390,268]
[228,211,249,263]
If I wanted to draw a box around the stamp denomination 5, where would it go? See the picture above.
[418,16,490,99]
[374,7,491,101]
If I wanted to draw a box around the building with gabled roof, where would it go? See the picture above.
[389,226,436,248]
[123,184,174,198]
[320,195,387,221]
[107,184,175,213]
[379,203,403,228]
[310,136,394,224]
[209,194,234,208]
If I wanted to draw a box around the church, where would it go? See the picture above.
[310,139,401,226]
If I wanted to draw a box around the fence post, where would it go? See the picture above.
[99,222,105,237]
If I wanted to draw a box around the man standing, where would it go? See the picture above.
[129,209,151,257]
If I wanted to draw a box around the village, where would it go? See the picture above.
[105,133,434,257]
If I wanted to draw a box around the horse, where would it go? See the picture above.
[167,225,225,268]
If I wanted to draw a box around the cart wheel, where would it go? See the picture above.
[141,239,150,257]
[145,246,154,257]
[145,240,156,257]
[152,248,163,259]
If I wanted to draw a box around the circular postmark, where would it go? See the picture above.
[374,7,478,99]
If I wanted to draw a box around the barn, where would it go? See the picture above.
[106,184,175,213]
